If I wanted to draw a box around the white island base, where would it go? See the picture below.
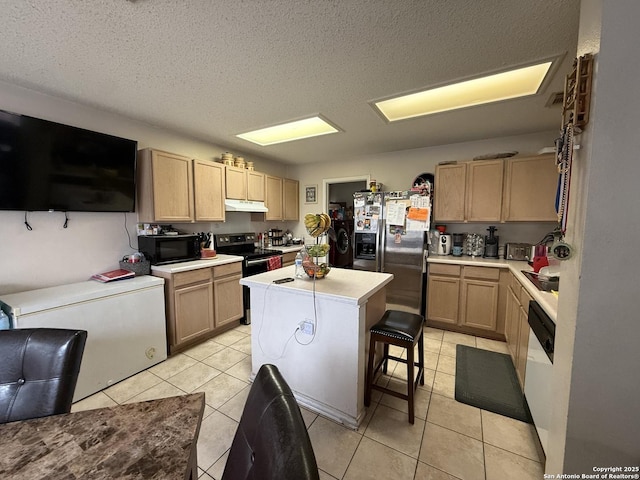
[241,266,393,428]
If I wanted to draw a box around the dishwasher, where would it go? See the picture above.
[524,300,555,455]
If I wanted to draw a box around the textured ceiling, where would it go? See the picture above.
[0,0,580,164]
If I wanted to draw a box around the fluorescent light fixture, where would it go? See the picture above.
[374,61,553,122]
[237,116,339,146]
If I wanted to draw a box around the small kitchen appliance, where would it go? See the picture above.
[437,234,452,255]
[483,226,499,258]
[138,234,201,265]
[452,233,464,257]
[504,243,533,261]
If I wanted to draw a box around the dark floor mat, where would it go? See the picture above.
[455,344,532,423]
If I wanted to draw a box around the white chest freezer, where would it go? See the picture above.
[0,276,167,402]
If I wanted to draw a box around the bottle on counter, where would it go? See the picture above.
[0,309,10,330]
[295,250,305,278]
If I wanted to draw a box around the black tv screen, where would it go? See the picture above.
[0,109,137,212]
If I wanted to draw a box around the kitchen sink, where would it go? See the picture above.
[522,271,560,292]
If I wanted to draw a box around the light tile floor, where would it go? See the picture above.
[72,324,544,480]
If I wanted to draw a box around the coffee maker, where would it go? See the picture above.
[483,226,499,258]
[452,233,464,257]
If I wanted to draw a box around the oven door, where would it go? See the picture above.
[242,255,283,325]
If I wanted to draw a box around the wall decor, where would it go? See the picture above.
[305,184,318,204]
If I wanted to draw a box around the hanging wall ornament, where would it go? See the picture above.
[555,123,574,235]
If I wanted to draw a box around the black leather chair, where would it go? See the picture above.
[0,328,87,424]
[222,364,320,480]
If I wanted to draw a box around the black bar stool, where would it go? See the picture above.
[364,310,425,423]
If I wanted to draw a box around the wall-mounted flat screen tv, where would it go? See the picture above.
[0,109,137,212]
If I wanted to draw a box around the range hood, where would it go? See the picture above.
[224,199,269,213]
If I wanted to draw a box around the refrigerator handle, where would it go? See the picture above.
[422,248,428,274]
[378,219,385,272]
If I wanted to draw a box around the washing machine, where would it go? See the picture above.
[329,219,353,268]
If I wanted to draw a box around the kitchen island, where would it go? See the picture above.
[240,266,393,428]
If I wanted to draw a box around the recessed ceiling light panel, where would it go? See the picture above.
[237,116,340,146]
[373,61,554,122]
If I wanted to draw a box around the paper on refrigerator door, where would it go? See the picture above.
[386,202,406,226]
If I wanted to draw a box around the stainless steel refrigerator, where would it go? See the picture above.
[353,189,431,315]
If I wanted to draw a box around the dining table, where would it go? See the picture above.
[0,392,205,479]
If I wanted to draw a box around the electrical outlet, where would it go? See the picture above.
[300,320,314,335]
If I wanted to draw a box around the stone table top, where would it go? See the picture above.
[0,393,205,479]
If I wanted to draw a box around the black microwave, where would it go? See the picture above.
[138,234,201,265]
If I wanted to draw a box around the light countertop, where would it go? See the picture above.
[277,245,305,254]
[428,255,559,322]
[240,265,393,306]
[150,254,243,274]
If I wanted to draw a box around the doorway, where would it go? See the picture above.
[323,176,368,269]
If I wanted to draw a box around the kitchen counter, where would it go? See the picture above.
[240,265,393,305]
[428,255,559,322]
[241,266,392,428]
[150,254,243,274]
[277,245,304,254]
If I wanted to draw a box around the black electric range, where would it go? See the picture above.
[214,232,283,324]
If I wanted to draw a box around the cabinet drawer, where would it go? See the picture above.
[213,261,242,278]
[429,263,461,276]
[174,268,211,287]
[462,266,500,281]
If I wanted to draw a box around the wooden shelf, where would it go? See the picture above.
[562,54,594,130]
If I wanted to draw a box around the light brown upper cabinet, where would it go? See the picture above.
[137,149,194,223]
[502,154,558,222]
[265,175,283,221]
[137,148,226,223]
[225,165,247,200]
[283,178,300,221]
[434,163,466,222]
[247,170,265,201]
[434,160,503,222]
[465,160,504,221]
[194,160,226,222]
[252,175,299,222]
[225,166,265,202]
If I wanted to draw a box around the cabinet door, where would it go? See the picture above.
[427,275,460,324]
[459,279,499,330]
[151,150,194,222]
[247,170,265,201]
[466,160,504,222]
[505,286,521,360]
[174,282,214,345]
[283,178,299,221]
[226,165,247,200]
[282,251,298,267]
[213,273,244,327]
[194,160,225,221]
[502,154,558,221]
[434,163,466,222]
[516,305,530,385]
[265,175,283,221]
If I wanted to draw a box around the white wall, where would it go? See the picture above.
[548,0,640,471]
[0,80,295,295]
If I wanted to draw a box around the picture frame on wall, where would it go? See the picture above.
[305,184,318,204]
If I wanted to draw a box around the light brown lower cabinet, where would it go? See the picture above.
[154,261,243,355]
[282,251,298,267]
[427,263,507,338]
[504,272,532,386]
